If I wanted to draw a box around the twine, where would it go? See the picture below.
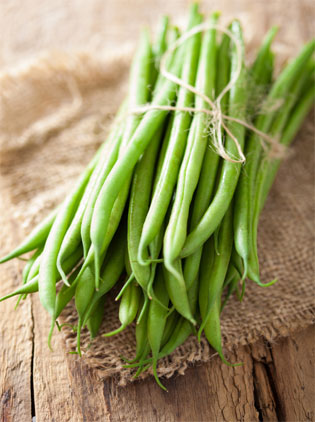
[131,22,285,163]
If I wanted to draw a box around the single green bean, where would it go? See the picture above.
[87,296,106,339]
[151,16,169,90]
[81,226,126,327]
[103,283,141,337]
[198,203,233,339]
[163,259,195,324]
[147,267,169,390]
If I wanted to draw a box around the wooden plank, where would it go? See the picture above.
[103,326,315,422]
[104,346,259,422]
[0,211,33,422]
[270,325,314,422]
[31,293,109,422]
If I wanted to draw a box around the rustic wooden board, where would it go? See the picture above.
[1,276,314,422]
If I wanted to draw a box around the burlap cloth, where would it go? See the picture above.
[0,0,314,386]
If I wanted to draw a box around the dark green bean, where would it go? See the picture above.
[103,283,141,337]
[198,203,233,339]
[87,296,106,339]
[81,224,126,327]
[147,267,169,390]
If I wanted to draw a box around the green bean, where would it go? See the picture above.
[181,20,247,258]
[223,262,240,289]
[86,30,173,282]
[152,25,180,96]
[198,203,233,339]
[234,27,277,280]
[25,251,43,282]
[221,262,243,311]
[80,129,124,259]
[247,59,314,283]
[86,296,106,339]
[1,246,82,303]
[81,226,126,327]
[133,297,150,362]
[103,282,141,337]
[198,234,231,364]
[163,12,218,279]
[138,9,202,266]
[183,27,230,290]
[146,116,173,306]
[248,70,314,283]
[151,16,169,90]
[57,104,126,277]
[163,259,195,324]
[0,207,58,264]
[127,125,164,292]
[258,86,314,212]
[89,7,194,288]
[22,249,42,286]
[0,276,39,302]
[55,268,80,319]
[75,264,97,355]
[142,270,200,367]
[147,267,169,390]
[75,266,95,319]
[89,31,152,288]
[38,156,96,317]
[244,41,314,283]
[251,26,278,87]
[120,29,152,151]
[15,248,43,306]
[203,299,236,365]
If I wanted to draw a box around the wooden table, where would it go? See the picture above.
[0,287,314,421]
[0,0,314,420]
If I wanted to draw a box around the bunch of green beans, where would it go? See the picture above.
[0,4,314,390]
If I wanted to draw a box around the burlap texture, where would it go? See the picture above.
[0,0,314,386]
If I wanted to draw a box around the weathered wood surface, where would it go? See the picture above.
[1,274,314,422]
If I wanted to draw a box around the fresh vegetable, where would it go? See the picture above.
[0,3,313,390]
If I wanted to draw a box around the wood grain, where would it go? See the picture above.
[101,325,314,422]
[0,210,33,422]
[32,293,109,422]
